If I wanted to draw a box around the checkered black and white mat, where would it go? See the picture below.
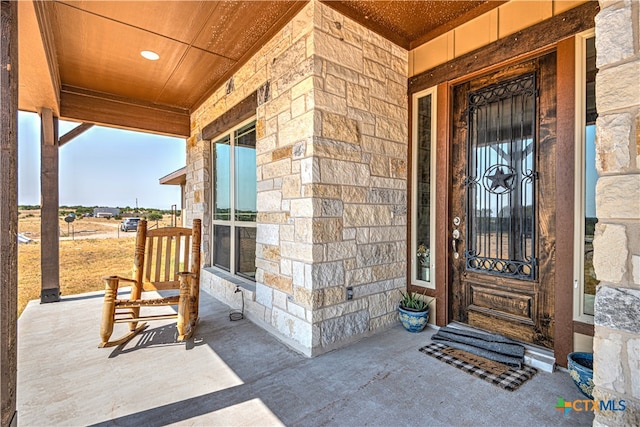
[419,342,538,392]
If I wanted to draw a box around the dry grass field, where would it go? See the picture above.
[17,211,175,316]
[18,239,134,315]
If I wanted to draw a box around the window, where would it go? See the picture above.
[212,119,257,280]
[411,87,437,288]
[574,31,598,322]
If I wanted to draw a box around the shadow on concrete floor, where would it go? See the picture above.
[17,289,594,426]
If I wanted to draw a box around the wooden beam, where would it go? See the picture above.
[573,321,595,337]
[60,87,190,138]
[1,2,19,425]
[435,82,451,327]
[58,122,93,147]
[40,107,60,304]
[408,1,599,94]
[201,91,257,140]
[555,37,577,368]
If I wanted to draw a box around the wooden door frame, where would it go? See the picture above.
[407,3,598,365]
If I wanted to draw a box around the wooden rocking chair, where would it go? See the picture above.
[99,219,201,348]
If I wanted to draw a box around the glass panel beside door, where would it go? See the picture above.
[411,87,437,287]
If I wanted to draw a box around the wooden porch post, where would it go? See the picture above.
[0,1,18,425]
[39,108,60,303]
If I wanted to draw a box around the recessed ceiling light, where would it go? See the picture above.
[140,50,160,61]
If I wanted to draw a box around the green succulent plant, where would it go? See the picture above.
[399,289,433,312]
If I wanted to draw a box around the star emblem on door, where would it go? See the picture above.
[483,165,516,194]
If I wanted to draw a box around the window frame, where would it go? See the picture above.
[211,116,257,280]
[573,29,596,324]
[411,86,438,289]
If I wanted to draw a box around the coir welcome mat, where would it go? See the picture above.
[419,342,538,391]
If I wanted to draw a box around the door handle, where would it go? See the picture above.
[452,229,461,259]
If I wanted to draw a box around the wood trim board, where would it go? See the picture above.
[408,1,599,95]
[201,91,257,141]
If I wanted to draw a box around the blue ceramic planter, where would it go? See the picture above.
[568,352,594,399]
[398,305,429,332]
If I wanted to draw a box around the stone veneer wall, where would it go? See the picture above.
[592,1,640,425]
[188,0,408,356]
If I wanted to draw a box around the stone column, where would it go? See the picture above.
[188,0,408,356]
[254,2,408,355]
[593,1,640,425]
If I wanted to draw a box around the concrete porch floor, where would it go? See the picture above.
[17,289,593,426]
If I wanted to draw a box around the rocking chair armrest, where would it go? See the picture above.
[176,271,196,278]
[101,275,137,284]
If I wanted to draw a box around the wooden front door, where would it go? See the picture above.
[450,54,556,349]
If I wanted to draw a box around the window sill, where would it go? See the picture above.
[202,266,256,293]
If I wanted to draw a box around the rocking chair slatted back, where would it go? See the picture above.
[140,227,194,291]
[99,219,202,348]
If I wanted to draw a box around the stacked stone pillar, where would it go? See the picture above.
[254,2,409,355]
[191,1,408,356]
[592,1,640,424]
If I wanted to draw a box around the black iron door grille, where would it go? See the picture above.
[464,73,537,280]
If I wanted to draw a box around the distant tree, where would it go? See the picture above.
[147,212,163,222]
[74,206,93,215]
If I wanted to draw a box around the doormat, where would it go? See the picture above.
[419,342,537,391]
[441,347,510,376]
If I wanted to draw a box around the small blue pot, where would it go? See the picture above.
[398,305,429,333]
[568,352,594,399]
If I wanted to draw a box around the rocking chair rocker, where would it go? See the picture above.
[99,219,201,348]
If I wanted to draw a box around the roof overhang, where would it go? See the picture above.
[159,167,186,186]
[18,1,505,137]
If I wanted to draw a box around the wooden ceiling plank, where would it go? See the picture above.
[58,123,94,147]
[60,89,190,137]
[58,0,215,47]
[155,47,236,109]
[52,3,193,106]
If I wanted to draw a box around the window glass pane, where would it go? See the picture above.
[415,94,432,282]
[584,125,597,315]
[583,36,598,316]
[235,122,257,221]
[235,227,256,280]
[213,135,231,220]
[466,74,536,280]
[213,225,231,271]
